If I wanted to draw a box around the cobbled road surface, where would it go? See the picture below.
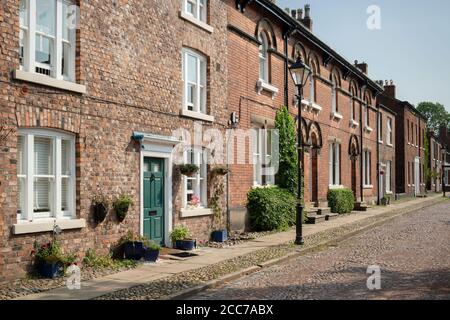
[193,201,450,300]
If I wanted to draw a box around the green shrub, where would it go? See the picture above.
[327,188,355,214]
[275,106,298,195]
[247,186,299,232]
[170,225,190,242]
[83,249,137,270]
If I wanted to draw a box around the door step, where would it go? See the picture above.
[354,202,371,211]
[306,207,335,224]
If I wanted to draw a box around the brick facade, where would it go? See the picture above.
[377,82,427,197]
[0,0,228,283]
[226,0,382,229]
[378,105,396,199]
[427,132,443,192]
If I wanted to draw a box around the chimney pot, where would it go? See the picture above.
[304,4,311,18]
[297,9,303,21]
[384,79,396,99]
[291,9,297,19]
[285,7,290,14]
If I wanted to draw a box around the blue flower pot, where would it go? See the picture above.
[124,242,144,260]
[212,230,228,243]
[175,239,196,251]
[143,249,160,262]
[37,262,62,279]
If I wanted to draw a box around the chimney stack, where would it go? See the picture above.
[284,7,290,14]
[354,60,368,75]
[301,4,313,31]
[383,79,396,99]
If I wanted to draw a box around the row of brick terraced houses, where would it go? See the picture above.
[0,0,449,282]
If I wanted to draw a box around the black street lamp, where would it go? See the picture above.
[289,56,312,246]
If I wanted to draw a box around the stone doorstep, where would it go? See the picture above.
[14,194,443,301]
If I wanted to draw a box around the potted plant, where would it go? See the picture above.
[170,225,196,251]
[381,195,391,206]
[32,240,76,279]
[119,231,144,260]
[92,194,109,223]
[143,239,161,263]
[187,195,201,209]
[113,194,133,222]
[177,164,199,177]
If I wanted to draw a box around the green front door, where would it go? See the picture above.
[143,157,165,245]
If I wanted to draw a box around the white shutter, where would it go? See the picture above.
[34,137,53,213]
[34,137,52,175]
[34,177,51,211]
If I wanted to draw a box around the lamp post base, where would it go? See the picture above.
[295,237,304,246]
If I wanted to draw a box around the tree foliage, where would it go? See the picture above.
[274,106,298,195]
[416,102,450,134]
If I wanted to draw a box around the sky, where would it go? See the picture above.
[277,0,450,113]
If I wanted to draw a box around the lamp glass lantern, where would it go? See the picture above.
[289,57,312,88]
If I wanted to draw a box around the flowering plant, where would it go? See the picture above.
[188,195,201,208]
[32,240,76,265]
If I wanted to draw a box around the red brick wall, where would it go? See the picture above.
[226,0,379,223]
[0,0,228,283]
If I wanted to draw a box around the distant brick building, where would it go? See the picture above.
[439,126,450,192]
[377,81,427,197]
[227,0,382,229]
[377,104,396,200]
[427,131,443,192]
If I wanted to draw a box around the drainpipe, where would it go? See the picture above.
[376,105,381,205]
[360,96,364,204]
[283,29,290,107]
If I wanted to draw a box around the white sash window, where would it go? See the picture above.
[329,142,341,186]
[183,48,207,114]
[184,0,207,23]
[19,0,76,81]
[17,129,75,221]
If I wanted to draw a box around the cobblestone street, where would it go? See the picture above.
[193,201,450,300]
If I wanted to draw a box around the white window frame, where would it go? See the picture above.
[386,161,392,193]
[309,75,315,103]
[252,127,275,187]
[19,0,76,82]
[183,0,207,24]
[378,112,383,143]
[182,48,207,115]
[183,148,208,209]
[258,32,269,83]
[387,117,393,146]
[331,80,338,114]
[363,149,372,187]
[329,142,341,187]
[17,128,76,222]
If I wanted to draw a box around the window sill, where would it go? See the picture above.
[256,79,279,99]
[350,120,359,128]
[329,185,345,189]
[386,191,393,195]
[179,11,214,33]
[331,111,343,121]
[310,102,322,112]
[12,218,86,235]
[13,70,86,94]
[363,185,374,189]
[180,109,214,122]
[378,140,384,144]
[180,207,213,218]
[387,143,394,148]
[364,126,373,133]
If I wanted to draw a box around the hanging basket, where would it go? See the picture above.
[177,164,199,177]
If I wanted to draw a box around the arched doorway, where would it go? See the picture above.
[349,135,360,200]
